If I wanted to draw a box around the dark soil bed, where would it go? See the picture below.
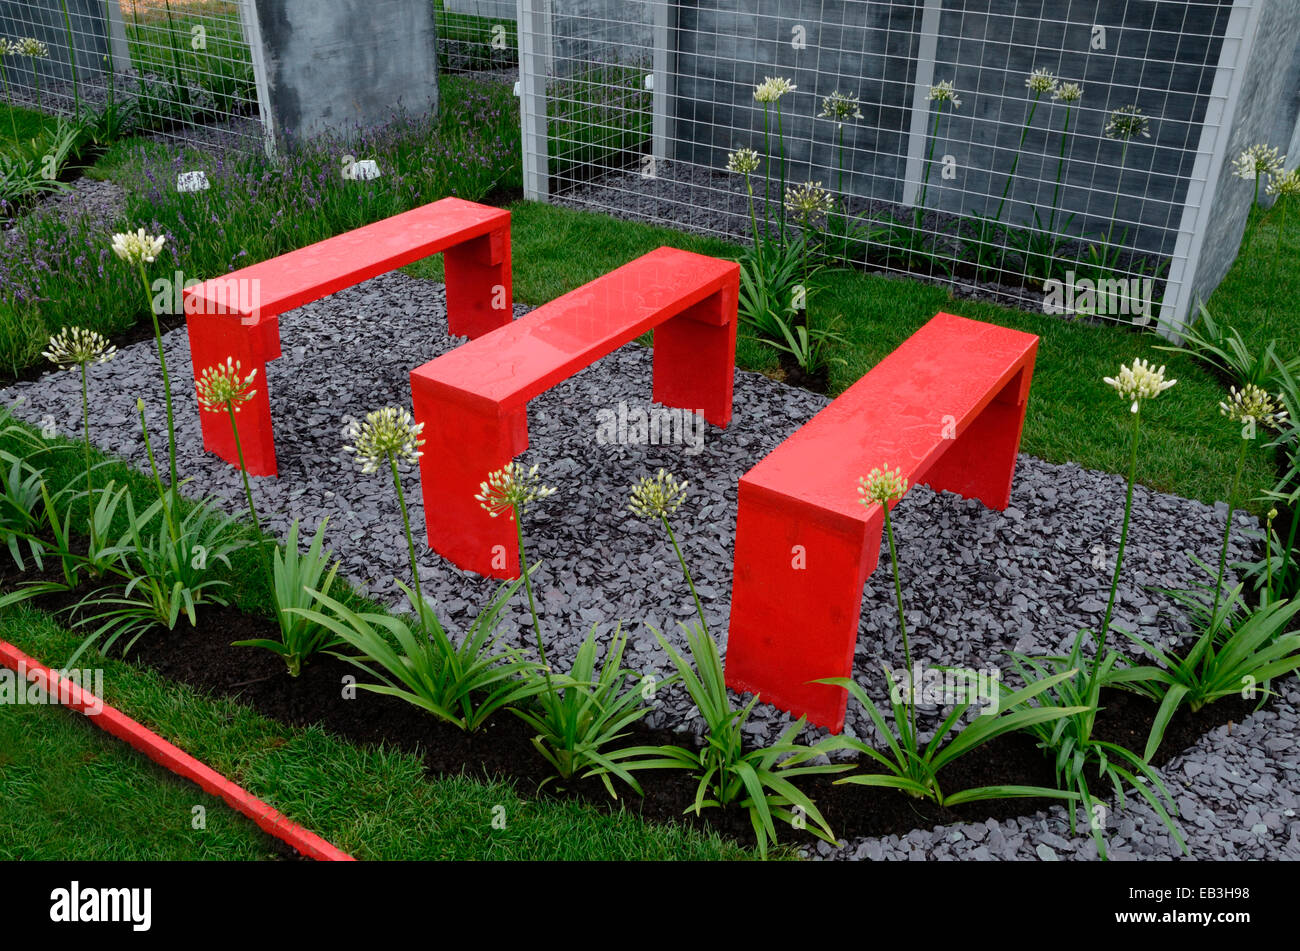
[1,553,1261,856]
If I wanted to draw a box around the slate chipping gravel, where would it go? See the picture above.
[5,269,1295,861]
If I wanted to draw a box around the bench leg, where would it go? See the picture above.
[443,226,513,339]
[652,283,738,428]
[920,367,1032,511]
[185,314,278,477]
[724,485,882,732]
[412,386,530,578]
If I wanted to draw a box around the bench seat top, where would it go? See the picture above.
[411,246,738,413]
[183,196,508,324]
[743,312,1038,521]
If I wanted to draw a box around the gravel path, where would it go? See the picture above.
[5,269,1292,861]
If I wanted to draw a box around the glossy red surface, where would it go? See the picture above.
[725,312,1039,731]
[411,246,739,578]
[182,198,512,476]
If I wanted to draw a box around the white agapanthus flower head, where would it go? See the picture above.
[628,468,688,521]
[819,90,863,123]
[15,37,48,58]
[1103,358,1177,413]
[476,462,555,517]
[726,147,760,175]
[927,80,961,108]
[1105,104,1150,140]
[195,357,258,414]
[784,180,834,223]
[1052,82,1083,103]
[42,326,116,369]
[1219,384,1288,431]
[111,229,166,265]
[344,406,425,475]
[754,76,796,103]
[858,467,909,506]
[1026,68,1058,95]
[1266,167,1300,198]
[0,38,19,56]
[1232,143,1286,181]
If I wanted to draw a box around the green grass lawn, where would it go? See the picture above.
[0,691,289,860]
[0,104,60,149]
[0,608,751,861]
[408,199,1284,514]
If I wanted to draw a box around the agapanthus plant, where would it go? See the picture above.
[753,76,796,241]
[113,229,177,488]
[344,406,427,621]
[1233,143,1286,207]
[42,326,115,554]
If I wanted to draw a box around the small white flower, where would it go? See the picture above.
[477,463,556,517]
[754,76,796,103]
[42,327,115,369]
[1105,105,1150,140]
[15,37,48,58]
[784,180,834,223]
[726,147,760,175]
[858,467,909,506]
[1232,144,1285,182]
[111,229,166,265]
[629,469,688,521]
[344,406,425,475]
[1220,384,1287,431]
[195,358,258,414]
[819,90,863,123]
[1026,68,1058,95]
[926,80,962,109]
[1103,358,1177,413]
[1267,168,1300,198]
[1052,82,1083,103]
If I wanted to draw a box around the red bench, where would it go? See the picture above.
[724,312,1039,732]
[182,197,512,476]
[411,246,739,578]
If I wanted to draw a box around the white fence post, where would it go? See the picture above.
[651,0,674,165]
[237,0,277,158]
[901,0,942,207]
[106,0,132,74]
[518,0,550,201]
[1155,0,1261,340]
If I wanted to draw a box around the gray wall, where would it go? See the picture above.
[549,0,654,76]
[927,0,1229,256]
[253,0,440,144]
[1189,2,1300,314]
[0,0,112,87]
[666,0,1231,257]
[672,0,922,203]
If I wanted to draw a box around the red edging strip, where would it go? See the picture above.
[0,640,355,862]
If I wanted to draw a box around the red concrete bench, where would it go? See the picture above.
[182,197,512,476]
[411,246,739,578]
[724,312,1039,732]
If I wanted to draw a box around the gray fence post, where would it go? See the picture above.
[901,0,942,207]
[651,0,674,165]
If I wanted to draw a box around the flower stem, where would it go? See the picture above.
[882,504,918,748]
[79,362,94,551]
[992,93,1041,224]
[664,515,708,637]
[514,509,549,676]
[1047,103,1074,243]
[776,101,788,247]
[1102,139,1131,263]
[389,456,425,630]
[1095,408,1141,678]
[1211,437,1250,622]
[136,400,177,543]
[139,262,178,490]
[228,401,274,604]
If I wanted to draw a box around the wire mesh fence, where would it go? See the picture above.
[0,0,263,151]
[433,0,519,76]
[519,0,1250,330]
